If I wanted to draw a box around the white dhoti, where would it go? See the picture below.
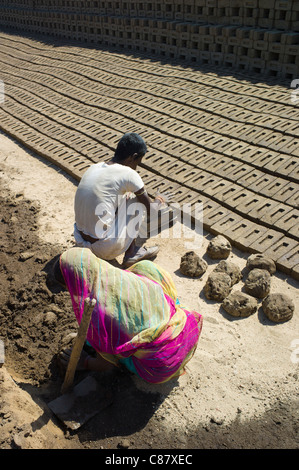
[74,196,147,260]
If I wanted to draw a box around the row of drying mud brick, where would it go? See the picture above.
[2,75,298,210]
[0,104,298,280]
[0,33,296,115]
[1,1,299,78]
[0,36,296,152]
[1,51,298,212]
[0,37,297,242]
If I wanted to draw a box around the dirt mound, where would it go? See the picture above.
[0,190,76,385]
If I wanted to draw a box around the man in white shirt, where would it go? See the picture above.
[74,132,165,267]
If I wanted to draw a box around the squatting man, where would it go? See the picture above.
[73,132,175,267]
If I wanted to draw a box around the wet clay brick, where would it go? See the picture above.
[226,221,270,253]
[209,212,244,238]
[264,236,299,266]
[249,230,285,254]
[275,245,299,274]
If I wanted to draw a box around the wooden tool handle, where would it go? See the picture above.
[61,297,96,394]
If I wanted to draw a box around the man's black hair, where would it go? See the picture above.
[114,132,147,161]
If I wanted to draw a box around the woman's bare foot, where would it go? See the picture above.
[59,348,116,372]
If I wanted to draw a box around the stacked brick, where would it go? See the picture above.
[0,1,298,79]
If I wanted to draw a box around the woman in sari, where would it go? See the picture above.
[56,247,203,384]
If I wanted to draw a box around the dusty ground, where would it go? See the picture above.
[0,130,298,451]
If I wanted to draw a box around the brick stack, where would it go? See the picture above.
[0,1,298,79]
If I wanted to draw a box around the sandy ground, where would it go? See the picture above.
[0,130,298,451]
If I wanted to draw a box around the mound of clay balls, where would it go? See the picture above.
[262,293,294,323]
[213,260,242,285]
[179,236,295,324]
[206,235,231,260]
[179,251,207,277]
[244,268,271,299]
[246,253,276,275]
[222,291,258,318]
[203,272,232,301]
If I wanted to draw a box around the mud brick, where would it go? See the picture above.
[190,150,226,168]
[237,56,250,69]
[173,165,201,185]
[144,154,177,176]
[256,131,292,151]
[203,154,230,173]
[253,39,269,51]
[249,57,266,70]
[291,21,299,33]
[257,17,275,29]
[284,44,299,58]
[227,35,239,47]
[291,263,299,280]
[223,53,237,66]
[250,28,266,41]
[186,195,211,219]
[238,168,270,189]
[254,175,290,199]
[222,141,251,159]
[249,229,284,254]
[246,196,285,222]
[281,32,299,45]
[243,148,278,168]
[216,161,253,183]
[281,185,299,207]
[209,212,244,238]
[277,157,299,180]
[275,244,299,273]
[221,25,238,40]
[205,179,238,201]
[232,191,269,216]
[263,154,298,178]
[266,62,283,75]
[215,34,227,45]
[202,203,229,229]
[182,148,211,166]
[218,0,231,7]
[275,208,299,235]
[189,172,224,196]
[150,180,182,200]
[209,25,224,37]
[213,121,241,137]
[139,173,165,194]
[226,220,270,252]
[172,188,203,207]
[259,0,274,5]
[219,185,250,206]
[264,30,283,43]
[281,64,298,79]
[263,234,298,260]
[260,203,297,228]
[274,20,292,32]
[273,136,299,156]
